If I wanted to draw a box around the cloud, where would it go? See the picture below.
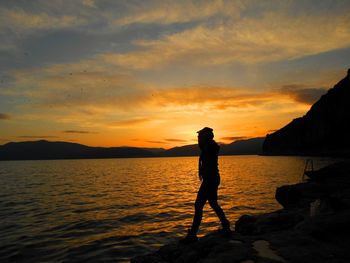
[6,60,306,132]
[109,118,151,128]
[82,0,96,8]
[9,63,147,112]
[2,48,326,135]
[146,140,167,144]
[220,136,248,141]
[17,135,59,139]
[164,138,187,142]
[63,130,97,134]
[0,8,87,53]
[277,85,327,104]
[0,113,11,120]
[0,8,86,32]
[8,59,281,114]
[1,0,350,68]
[106,9,350,69]
[114,0,242,26]
[147,86,275,110]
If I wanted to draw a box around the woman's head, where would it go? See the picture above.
[197,127,214,148]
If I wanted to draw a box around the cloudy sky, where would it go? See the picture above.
[0,0,349,148]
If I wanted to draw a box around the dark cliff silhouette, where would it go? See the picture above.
[263,68,350,156]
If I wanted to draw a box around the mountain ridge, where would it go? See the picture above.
[0,137,264,160]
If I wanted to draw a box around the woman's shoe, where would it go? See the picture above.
[179,229,198,244]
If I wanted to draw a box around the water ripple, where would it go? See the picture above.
[0,156,338,262]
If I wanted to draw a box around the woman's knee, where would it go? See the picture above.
[195,199,205,210]
[208,199,219,208]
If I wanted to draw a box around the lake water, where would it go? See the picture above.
[0,156,338,262]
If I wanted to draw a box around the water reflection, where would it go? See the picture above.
[0,156,338,262]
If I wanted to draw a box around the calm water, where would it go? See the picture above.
[0,156,338,262]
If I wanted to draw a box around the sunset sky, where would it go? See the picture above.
[1,0,350,148]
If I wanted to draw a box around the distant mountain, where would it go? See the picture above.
[0,137,264,161]
[140,147,166,155]
[161,144,199,157]
[159,137,264,157]
[0,140,156,160]
[221,137,265,155]
[263,69,350,156]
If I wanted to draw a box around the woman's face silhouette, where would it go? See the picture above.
[198,133,209,149]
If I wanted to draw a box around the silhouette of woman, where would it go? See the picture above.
[181,127,231,244]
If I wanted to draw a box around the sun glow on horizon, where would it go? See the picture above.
[0,0,349,147]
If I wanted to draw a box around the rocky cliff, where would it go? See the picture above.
[263,69,350,156]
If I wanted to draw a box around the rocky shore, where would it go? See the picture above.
[132,161,350,263]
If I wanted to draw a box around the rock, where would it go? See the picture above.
[253,240,287,262]
[131,232,255,263]
[275,182,322,209]
[235,209,305,235]
[235,215,257,235]
[275,185,300,208]
[295,210,350,240]
[275,162,350,210]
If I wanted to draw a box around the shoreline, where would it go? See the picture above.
[132,161,350,263]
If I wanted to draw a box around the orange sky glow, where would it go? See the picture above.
[0,1,349,148]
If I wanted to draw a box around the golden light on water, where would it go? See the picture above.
[0,154,338,261]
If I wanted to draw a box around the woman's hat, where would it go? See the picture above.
[197,127,214,138]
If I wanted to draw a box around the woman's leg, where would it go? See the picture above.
[208,185,230,229]
[190,183,208,234]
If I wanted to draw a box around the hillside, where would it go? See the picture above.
[263,69,350,156]
[221,137,264,155]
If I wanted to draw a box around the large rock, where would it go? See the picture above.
[236,162,350,236]
[275,161,350,209]
[235,209,305,235]
[131,232,255,263]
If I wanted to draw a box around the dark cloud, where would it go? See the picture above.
[164,138,187,142]
[278,85,327,104]
[220,136,247,141]
[63,130,97,134]
[17,30,108,69]
[0,113,11,120]
[146,140,167,144]
[0,1,188,71]
[16,136,58,139]
[110,118,150,127]
[0,73,15,84]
